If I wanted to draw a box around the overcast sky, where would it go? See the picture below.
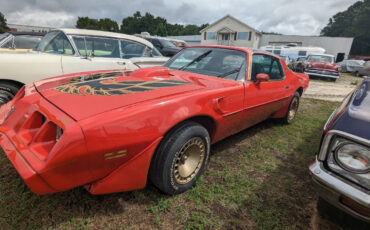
[0,0,359,35]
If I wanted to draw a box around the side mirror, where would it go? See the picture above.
[255,73,269,84]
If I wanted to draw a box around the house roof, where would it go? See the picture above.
[200,15,262,35]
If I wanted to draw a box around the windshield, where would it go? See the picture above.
[14,35,43,49]
[0,33,10,42]
[36,31,74,55]
[308,55,334,63]
[159,39,176,48]
[164,47,247,80]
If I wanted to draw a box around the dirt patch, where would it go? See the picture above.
[302,74,361,102]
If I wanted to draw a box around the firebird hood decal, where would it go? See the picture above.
[67,71,124,84]
[55,79,189,96]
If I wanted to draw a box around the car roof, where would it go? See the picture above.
[9,32,46,36]
[56,28,153,48]
[187,45,251,51]
[308,53,334,57]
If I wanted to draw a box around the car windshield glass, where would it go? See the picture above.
[0,33,10,42]
[164,47,246,80]
[36,31,74,55]
[308,55,333,63]
[14,35,43,49]
[160,39,176,48]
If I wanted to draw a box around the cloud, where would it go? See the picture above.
[1,0,360,35]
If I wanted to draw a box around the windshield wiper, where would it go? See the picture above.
[217,68,241,79]
[179,50,212,70]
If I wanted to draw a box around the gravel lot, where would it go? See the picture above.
[302,73,362,102]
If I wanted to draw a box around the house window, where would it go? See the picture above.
[206,32,216,40]
[236,32,249,40]
[298,51,307,56]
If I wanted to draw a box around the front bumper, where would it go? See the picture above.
[0,130,56,194]
[305,69,340,79]
[309,158,370,222]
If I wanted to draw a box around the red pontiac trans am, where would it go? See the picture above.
[0,46,309,195]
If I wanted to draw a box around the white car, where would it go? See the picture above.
[337,59,365,73]
[0,28,169,105]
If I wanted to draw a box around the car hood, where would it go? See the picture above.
[309,61,337,70]
[34,67,217,120]
[331,79,370,140]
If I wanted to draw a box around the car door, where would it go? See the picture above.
[62,36,130,74]
[242,53,290,127]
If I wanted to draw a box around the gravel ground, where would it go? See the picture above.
[302,73,363,102]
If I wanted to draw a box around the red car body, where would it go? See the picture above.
[0,46,309,194]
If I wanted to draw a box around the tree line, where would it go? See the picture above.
[321,0,369,55]
[76,11,208,36]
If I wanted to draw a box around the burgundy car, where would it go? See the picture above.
[304,54,341,81]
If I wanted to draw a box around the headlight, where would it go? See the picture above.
[334,142,370,173]
[326,135,370,190]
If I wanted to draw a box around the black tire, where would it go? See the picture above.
[281,92,300,124]
[149,122,210,195]
[0,82,22,106]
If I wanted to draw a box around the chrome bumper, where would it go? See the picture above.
[304,71,340,79]
[309,158,370,222]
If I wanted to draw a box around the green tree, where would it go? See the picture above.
[120,11,207,36]
[321,0,370,55]
[0,12,10,33]
[76,17,119,32]
[97,18,119,32]
[154,23,168,36]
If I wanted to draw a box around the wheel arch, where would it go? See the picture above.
[162,115,217,143]
[0,79,25,89]
[296,86,303,96]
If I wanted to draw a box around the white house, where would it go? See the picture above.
[200,15,262,48]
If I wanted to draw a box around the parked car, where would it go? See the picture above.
[0,29,169,105]
[0,46,309,195]
[356,61,370,77]
[279,55,291,66]
[303,54,340,81]
[289,56,307,72]
[144,37,181,57]
[337,59,365,73]
[0,32,45,52]
[309,79,370,223]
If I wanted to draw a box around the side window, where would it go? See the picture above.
[151,39,162,48]
[121,40,145,59]
[251,54,283,81]
[87,37,120,58]
[73,36,120,58]
[298,51,307,56]
[270,59,284,80]
[72,36,86,55]
[151,47,162,57]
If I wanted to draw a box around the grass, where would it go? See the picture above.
[0,98,339,230]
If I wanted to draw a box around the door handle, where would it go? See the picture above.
[117,61,126,65]
[285,85,289,89]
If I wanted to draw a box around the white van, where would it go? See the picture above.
[260,45,325,59]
